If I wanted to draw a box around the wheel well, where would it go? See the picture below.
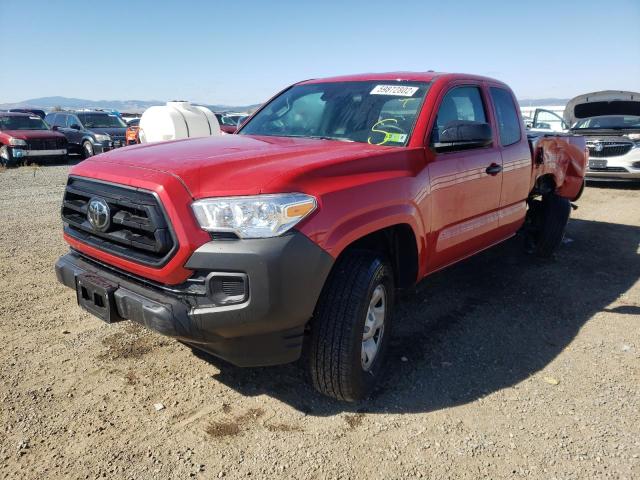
[533,174,557,196]
[339,224,418,289]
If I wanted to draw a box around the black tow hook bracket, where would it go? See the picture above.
[570,203,579,211]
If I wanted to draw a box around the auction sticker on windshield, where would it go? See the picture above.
[370,85,419,97]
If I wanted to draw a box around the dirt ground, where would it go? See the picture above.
[1,164,638,480]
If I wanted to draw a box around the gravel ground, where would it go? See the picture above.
[0,164,638,480]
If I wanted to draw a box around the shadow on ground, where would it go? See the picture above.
[586,179,640,190]
[193,218,640,415]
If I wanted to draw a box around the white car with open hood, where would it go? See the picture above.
[565,91,640,181]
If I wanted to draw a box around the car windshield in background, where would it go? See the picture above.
[240,81,431,146]
[78,113,126,128]
[572,115,640,130]
[0,115,50,131]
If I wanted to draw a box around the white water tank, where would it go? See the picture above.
[138,101,221,143]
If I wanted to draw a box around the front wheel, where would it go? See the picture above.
[81,141,94,159]
[0,145,20,168]
[308,251,394,401]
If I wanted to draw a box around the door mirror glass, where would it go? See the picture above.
[70,124,81,130]
[433,121,492,152]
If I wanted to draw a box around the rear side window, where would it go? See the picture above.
[431,86,487,143]
[491,87,521,146]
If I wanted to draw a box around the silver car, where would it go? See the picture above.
[565,91,640,181]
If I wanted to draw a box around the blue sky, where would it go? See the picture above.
[1,0,638,105]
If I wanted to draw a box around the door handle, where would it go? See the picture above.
[485,163,502,176]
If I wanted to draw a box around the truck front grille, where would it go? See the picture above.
[61,177,176,267]
[587,141,633,158]
[27,138,67,150]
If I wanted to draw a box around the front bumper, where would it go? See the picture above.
[3,147,67,164]
[585,149,640,181]
[55,232,334,366]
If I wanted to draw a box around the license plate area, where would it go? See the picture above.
[76,274,120,323]
[589,159,607,169]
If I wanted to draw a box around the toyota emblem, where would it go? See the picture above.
[87,197,110,232]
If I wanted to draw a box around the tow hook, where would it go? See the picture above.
[571,203,579,211]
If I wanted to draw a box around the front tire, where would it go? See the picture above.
[308,251,394,401]
[81,141,94,159]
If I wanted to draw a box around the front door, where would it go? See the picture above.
[531,108,568,132]
[426,85,503,271]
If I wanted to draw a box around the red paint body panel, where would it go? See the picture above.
[67,161,210,284]
[0,129,67,144]
[63,72,586,286]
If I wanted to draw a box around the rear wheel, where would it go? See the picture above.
[308,251,394,401]
[527,193,571,257]
[82,141,94,159]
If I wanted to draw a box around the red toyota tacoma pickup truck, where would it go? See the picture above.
[55,72,586,401]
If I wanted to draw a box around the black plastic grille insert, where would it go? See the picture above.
[61,177,176,267]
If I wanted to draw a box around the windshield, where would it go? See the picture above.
[78,113,126,128]
[240,81,431,146]
[572,115,640,130]
[0,115,50,131]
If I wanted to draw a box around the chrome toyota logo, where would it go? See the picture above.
[87,197,110,232]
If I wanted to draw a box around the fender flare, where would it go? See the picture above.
[320,203,425,261]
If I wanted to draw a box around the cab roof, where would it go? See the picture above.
[298,71,506,86]
[0,112,34,117]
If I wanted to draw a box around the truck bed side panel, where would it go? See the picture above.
[530,135,588,200]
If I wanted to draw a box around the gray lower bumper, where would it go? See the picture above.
[55,232,334,366]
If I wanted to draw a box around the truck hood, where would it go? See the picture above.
[0,129,66,140]
[82,134,398,198]
[564,90,640,126]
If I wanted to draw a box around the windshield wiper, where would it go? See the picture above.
[309,136,355,142]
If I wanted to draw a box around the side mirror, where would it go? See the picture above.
[51,125,60,131]
[70,124,81,130]
[433,121,492,152]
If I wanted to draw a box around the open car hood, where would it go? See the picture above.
[564,90,640,127]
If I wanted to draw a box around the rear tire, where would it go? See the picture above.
[308,251,394,402]
[530,193,571,257]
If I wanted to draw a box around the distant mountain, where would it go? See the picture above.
[517,98,570,107]
[0,96,262,113]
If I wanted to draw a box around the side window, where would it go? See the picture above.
[44,113,55,126]
[56,114,69,127]
[431,86,487,144]
[68,115,81,128]
[490,87,521,146]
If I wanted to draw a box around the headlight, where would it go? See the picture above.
[192,193,317,238]
[9,138,27,146]
[94,134,111,142]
